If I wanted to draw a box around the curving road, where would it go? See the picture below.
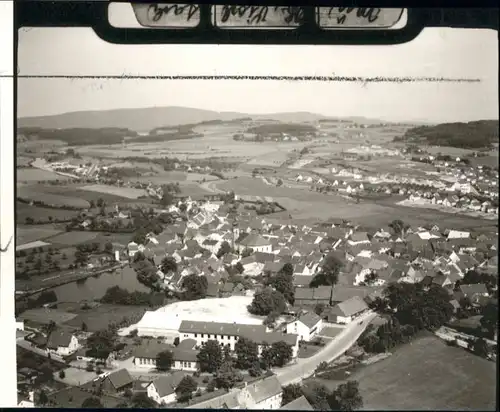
[276,310,377,386]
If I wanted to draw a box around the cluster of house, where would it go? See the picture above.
[40,363,311,410]
[407,191,498,215]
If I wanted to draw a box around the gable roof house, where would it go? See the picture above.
[80,369,134,395]
[327,296,369,324]
[146,372,188,405]
[286,311,323,342]
[46,329,79,357]
[294,286,333,307]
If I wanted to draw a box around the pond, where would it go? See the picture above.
[50,265,150,302]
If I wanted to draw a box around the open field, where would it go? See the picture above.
[17,167,71,182]
[62,304,150,332]
[47,231,101,246]
[16,225,62,245]
[132,171,219,184]
[177,182,215,197]
[17,201,80,224]
[80,184,147,199]
[217,177,497,229]
[352,335,497,410]
[17,186,90,209]
[27,183,153,205]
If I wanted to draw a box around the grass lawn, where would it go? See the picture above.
[352,335,497,410]
[17,167,71,182]
[81,184,147,199]
[298,343,324,359]
[17,186,90,209]
[48,231,100,246]
[17,201,80,224]
[63,304,149,332]
[320,327,344,338]
[55,367,97,386]
[16,225,63,245]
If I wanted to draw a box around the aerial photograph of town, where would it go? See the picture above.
[13,20,498,411]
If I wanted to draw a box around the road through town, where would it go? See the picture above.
[276,311,377,386]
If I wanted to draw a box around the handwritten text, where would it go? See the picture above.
[218,6,304,26]
[147,4,200,23]
[327,7,382,25]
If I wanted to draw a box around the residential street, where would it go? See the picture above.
[276,310,377,386]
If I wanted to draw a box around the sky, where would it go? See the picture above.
[16,6,498,123]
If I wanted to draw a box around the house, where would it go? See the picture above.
[46,386,123,408]
[146,372,188,405]
[245,374,283,409]
[447,230,470,240]
[81,369,134,395]
[178,321,299,359]
[327,296,369,324]
[459,284,489,304]
[347,232,371,246]
[294,286,332,306]
[280,395,314,410]
[46,329,79,356]
[236,234,272,253]
[330,285,374,305]
[127,241,140,257]
[133,340,199,372]
[286,311,323,342]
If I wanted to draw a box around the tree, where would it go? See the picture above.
[96,198,105,208]
[217,241,231,259]
[182,274,208,300]
[304,382,331,411]
[175,375,198,402]
[281,383,303,407]
[38,390,49,406]
[267,270,295,304]
[160,256,177,274]
[269,341,293,367]
[389,219,410,239]
[156,350,174,371]
[86,329,116,359]
[469,337,489,358]
[214,358,243,391]
[314,303,326,316]
[241,248,253,258]
[235,337,259,370]
[247,287,286,316]
[104,241,113,254]
[197,340,223,373]
[329,380,363,411]
[480,302,498,339]
[81,397,103,408]
[309,252,343,288]
[58,370,66,379]
[131,393,157,408]
[160,190,174,207]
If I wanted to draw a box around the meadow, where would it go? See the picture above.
[17,186,90,209]
[16,225,62,246]
[81,184,147,199]
[17,167,70,182]
[17,201,80,224]
[352,335,497,410]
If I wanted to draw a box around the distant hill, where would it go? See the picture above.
[18,106,388,132]
[394,120,499,149]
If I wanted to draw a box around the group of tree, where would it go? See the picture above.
[175,375,198,403]
[282,380,363,411]
[454,270,497,294]
[309,252,344,288]
[196,340,243,392]
[85,328,118,360]
[99,285,159,307]
[180,273,208,301]
[247,287,287,317]
[264,263,295,304]
[361,282,454,353]
[133,255,161,290]
[395,120,499,149]
[216,241,232,258]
